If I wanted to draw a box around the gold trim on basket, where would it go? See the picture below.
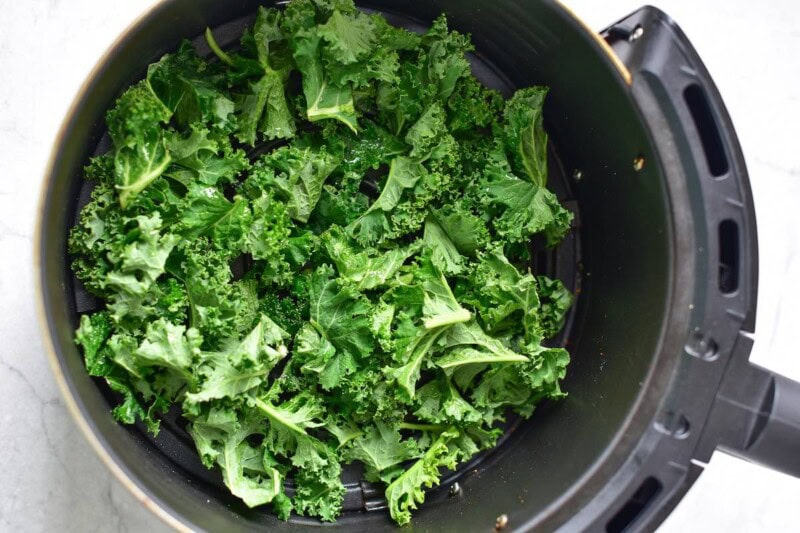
[555,0,633,86]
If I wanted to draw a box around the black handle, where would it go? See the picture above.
[704,355,800,476]
[603,7,800,478]
[747,373,800,474]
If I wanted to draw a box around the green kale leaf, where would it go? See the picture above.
[106,82,173,207]
[503,86,549,187]
[291,27,358,131]
[386,429,460,526]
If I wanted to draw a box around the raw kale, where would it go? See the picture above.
[70,0,574,526]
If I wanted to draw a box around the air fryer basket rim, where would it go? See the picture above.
[30,1,707,530]
[38,1,792,531]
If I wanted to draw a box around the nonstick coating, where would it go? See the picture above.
[40,1,682,531]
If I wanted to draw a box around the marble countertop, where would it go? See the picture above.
[1,0,798,531]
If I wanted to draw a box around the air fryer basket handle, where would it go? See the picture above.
[710,361,800,476]
[602,7,800,478]
[694,333,800,475]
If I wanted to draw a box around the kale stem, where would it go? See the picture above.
[205,28,235,66]
[399,422,446,432]
[253,397,307,435]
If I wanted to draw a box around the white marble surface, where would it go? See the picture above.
[1,0,798,531]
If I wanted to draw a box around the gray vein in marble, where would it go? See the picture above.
[41,400,73,476]
[0,359,71,477]
[0,221,32,241]
[766,246,796,354]
[753,157,800,177]
[0,357,53,404]
[106,481,128,533]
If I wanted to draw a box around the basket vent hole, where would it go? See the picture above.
[606,476,663,533]
[718,219,740,294]
[684,84,729,178]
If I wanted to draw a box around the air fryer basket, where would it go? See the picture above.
[37,1,800,531]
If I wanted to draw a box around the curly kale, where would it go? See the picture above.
[69,0,574,525]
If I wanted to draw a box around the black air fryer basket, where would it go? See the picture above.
[38,1,800,531]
